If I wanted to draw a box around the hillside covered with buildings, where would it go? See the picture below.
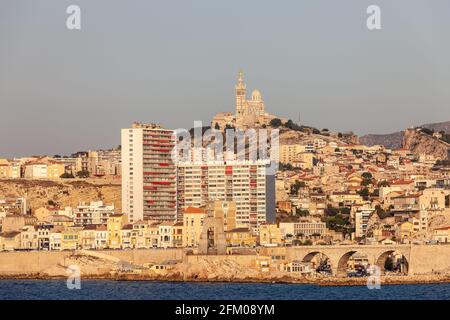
[1,71,450,279]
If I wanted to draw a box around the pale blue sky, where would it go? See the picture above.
[1,0,450,157]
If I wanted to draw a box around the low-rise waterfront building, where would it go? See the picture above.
[279,221,327,238]
[226,227,256,247]
[433,226,450,243]
[73,201,115,226]
[258,223,282,246]
[182,207,206,248]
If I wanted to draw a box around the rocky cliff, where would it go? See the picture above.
[359,131,404,149]
[0,178,121,212]
[403,129,450,160]
[360,120,450,149]
[422,120,450,133]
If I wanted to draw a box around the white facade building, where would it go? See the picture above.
[177,160,275,231]
[121,123,177,223]
[355,205,375,238]
[24,164,48,179]
[73,201,115,226]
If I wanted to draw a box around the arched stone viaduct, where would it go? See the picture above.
[262,244,450,276]
[285,244,411,275]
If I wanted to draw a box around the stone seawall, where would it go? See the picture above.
[0,249,184,275]
[185,254,259,267]
[409,245,450,275]
[0,245,448,277]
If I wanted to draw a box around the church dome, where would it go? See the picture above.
[251,89,262,101]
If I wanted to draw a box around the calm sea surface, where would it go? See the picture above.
[0,280,448,300]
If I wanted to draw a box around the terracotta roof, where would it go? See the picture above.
[227,227,251,233]
[390,179,414,185]
[434,226,450,231]
[109,213,124,217]
[184,207,206,214]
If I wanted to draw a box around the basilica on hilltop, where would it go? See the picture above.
[211,71,285,130]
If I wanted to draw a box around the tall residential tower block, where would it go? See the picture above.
[121,123,177,223]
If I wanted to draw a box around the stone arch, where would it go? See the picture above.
[375,250,409,275]
[336,250,372,276]
[302,251,325,262]
[302,251,332,274]
[337,251,357,276]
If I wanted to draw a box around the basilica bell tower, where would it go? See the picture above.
[235,70,246,122]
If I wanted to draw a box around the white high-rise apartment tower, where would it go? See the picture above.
[121,123,177,223]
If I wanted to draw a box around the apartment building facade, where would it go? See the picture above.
[121,123,177,223]
[177,160,275,231]
[73,201,115,226]
[279,221,326,238]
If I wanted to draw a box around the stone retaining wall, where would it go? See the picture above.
[0,249,184,275]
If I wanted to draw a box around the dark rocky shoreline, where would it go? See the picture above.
[2,273,449,287]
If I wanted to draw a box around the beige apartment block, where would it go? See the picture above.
[177,160,275,232]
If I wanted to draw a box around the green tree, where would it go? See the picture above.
[290,180,306,195]
[371,189,380,197]
[285,119,294,128]
[339,207,351,215]
[358,187,369,198]
[420,127,433,135]
[269,118,282,128]
[375,205,392,219]
[325,206,339,217]
[295,208,309,217]
[60,172,75,179]
[362,172,373,180]
[279,163,294,171]
[283,119,302,131]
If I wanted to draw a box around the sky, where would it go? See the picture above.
[1,0,450,157]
